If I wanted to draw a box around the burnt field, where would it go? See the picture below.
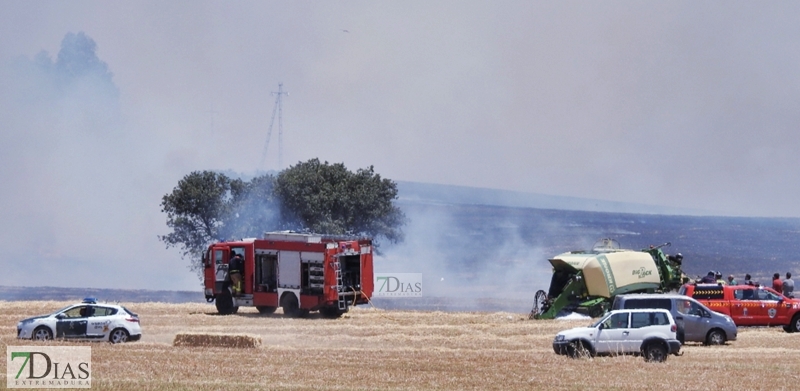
[2,301,799,390]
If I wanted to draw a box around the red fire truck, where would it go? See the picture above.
[202,232,374,317]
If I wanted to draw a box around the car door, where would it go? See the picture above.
[627,312,654,350]
[56,306,89,339]
[755,289,787,325]
[87,306,117,338]
[676,299,707,342]
[214,248,230,290]
[730,287,752,325]
[595,312,631,354]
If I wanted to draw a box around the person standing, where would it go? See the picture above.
[783,272,795,298]
[700,271,717,284]
[772,273,783,294]
[744,274,754,286]
[229,253,244,296]
[727,275,738,285]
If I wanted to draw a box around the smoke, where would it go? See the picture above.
[0,32,199,291]
[375,202,554,311]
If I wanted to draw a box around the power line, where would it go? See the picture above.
[260,83,288,171]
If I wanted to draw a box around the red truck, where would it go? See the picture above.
[202,232,374,317]
[679,283,800,332]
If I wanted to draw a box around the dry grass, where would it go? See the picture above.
[173,332,261,348]
[2,300,800,390]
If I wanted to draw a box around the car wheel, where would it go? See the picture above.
[256,306,277,314]
[790,314,800,333]
[32,326,53,341]
[109,328,129,344]
[705,329,726,345]
[568,341,591,359]
[643,342,668,363]
[215,290,235,315]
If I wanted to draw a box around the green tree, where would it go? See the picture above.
[159,171,235,275]
[160,160,406,277]
[274,159,406,244]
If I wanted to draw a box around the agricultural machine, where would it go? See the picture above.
[529,239,685,319]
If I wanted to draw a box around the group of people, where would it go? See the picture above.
[772,272,795,298]
[698,271,795,298]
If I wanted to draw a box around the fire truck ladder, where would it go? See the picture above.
[332,259,347,311]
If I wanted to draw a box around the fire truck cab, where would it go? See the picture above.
[202,232,374,317]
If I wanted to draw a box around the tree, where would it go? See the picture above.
[160,160,406,278]
[159,171,235,275]
[274,159,406,244]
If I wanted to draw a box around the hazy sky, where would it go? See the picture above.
[2,2,800,291]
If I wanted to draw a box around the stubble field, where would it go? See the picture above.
[1,301,799,391]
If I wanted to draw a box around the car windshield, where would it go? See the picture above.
[590,314,611,328]
[50,305,73,316]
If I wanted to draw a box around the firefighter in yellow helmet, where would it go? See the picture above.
[229,253,243,296]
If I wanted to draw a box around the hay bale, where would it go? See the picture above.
[173,333,261,348]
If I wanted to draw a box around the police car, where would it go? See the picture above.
[16,298,142,343]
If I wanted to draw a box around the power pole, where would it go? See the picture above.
[260,83,288,171]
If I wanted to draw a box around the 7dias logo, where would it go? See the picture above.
[7,346,91,389]
[374,273,422,297]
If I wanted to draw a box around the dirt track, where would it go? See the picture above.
[2,301,799,390]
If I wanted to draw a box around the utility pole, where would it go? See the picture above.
[260,83,288,171]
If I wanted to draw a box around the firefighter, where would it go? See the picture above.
[700,271,716,284]
[229,253,243,296]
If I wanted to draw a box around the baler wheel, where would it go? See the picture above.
[529,290,547,319]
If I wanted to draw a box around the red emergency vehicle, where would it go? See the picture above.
[202,232,374,317]
[679,283,800,332]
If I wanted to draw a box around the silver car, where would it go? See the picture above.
[16,298,142,344]
[612,293,737,345]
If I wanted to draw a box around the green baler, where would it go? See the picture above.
[529,239,684,319]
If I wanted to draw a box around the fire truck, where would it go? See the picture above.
[202,232,374,317]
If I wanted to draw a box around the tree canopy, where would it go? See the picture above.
[275,158,405,242]
[160,159,406,276]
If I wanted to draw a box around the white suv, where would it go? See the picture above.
[553,308,682,362]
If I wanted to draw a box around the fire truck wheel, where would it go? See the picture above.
[320,306,344,318]
[280,294,301,318]
[257,306,277,314]
[215,291,235,315]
